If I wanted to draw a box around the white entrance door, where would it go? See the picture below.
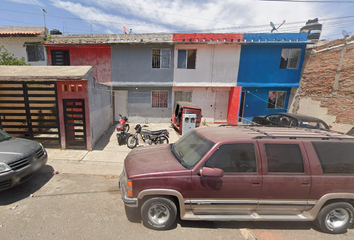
[114,90,128,121]
[214,91,229,123]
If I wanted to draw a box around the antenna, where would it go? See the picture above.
[37,8,51,36]
[123,26,130,34]
[270,20,285,33]
[342,29,350,38]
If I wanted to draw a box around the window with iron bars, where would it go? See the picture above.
[152,49,170,68]
[152,90,168,108]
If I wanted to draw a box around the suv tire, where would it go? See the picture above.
[141,197,177,230]
[315,202,354,234]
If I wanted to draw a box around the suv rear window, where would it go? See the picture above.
[265,144,304,173]
[312,141,354,174]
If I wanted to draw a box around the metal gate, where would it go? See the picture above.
[0,81,60,147]
[63,99,86,149]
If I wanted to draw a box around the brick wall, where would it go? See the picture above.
[292,36,354,131]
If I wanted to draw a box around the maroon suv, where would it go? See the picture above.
[119,125,354,234]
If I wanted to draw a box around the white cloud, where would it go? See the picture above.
[5,0,42,5]
[49,0,351,39]
[50,0,171,33]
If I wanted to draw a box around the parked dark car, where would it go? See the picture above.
[0,129,48,191]
[252,112,329,130]
[120,125,354,233]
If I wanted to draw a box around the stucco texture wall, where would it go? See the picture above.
[238,44,307,87]
[47,45,112,84]
[291,37,354,132]
[1,37,47,66]
[111,44,174,87]
[115,87,172,123]
[87,72,113,148]
[174,44,240,87]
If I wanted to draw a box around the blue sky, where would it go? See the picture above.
[1,0,354,40]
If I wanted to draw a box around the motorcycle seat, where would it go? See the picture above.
[142,129,168,136]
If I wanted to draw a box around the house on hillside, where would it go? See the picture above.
[0,26,48,66]
[289,36,354,132]
[238,33,310,123]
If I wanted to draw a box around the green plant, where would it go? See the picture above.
[0,45,30,66]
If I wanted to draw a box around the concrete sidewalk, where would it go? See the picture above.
[45,123,181,176]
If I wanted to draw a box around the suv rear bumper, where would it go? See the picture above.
[119,173,138,207]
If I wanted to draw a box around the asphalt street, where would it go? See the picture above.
[1,170,354,240]
[1,123,354,239]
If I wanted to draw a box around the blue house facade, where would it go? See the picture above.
[237,33,310,122]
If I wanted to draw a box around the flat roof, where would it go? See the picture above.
[0,66,92,81]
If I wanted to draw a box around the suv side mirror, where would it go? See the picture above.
[199,167,223,178]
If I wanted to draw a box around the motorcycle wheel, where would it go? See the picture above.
[155,136,169,145]
[123,124,130,133]
[127,135,138,149]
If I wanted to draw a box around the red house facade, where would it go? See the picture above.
[45,44,112,84]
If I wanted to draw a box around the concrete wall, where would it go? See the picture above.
[174,44,240,87]
[46,45,112,84]
[0,37,47,66]
[290,37,354,132]
[172,87,230,124]
[115,87,172,123]
[111,44,174,87]
[87,72,113,148]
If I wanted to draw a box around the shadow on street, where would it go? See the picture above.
[93,123,116,151]
[0,164,54,205]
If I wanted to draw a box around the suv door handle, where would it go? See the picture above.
[302,182,310,186]
[252,182,261,186]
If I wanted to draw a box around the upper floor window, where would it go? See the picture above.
[280,48,301,69]
[152,49,170,68]
[177,49,196,69]
[205,143,257,173]
[51,50,70,66]
[26,45,45,62]
[267,91,286,109]
[152,90,168,108]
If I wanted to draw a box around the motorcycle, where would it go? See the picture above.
[116,114,130,145]
[126,124,169,149]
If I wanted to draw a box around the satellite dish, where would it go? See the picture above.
[342,29,350,38]
[270,20,285,33]
[123,26,129,34]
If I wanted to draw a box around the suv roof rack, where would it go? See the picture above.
[219,124,354,141]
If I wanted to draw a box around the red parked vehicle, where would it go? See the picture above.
[116,114,130,145]
[171,101,202,133]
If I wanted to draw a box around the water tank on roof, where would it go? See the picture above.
[300,18,322,40]
[50,29,62,35]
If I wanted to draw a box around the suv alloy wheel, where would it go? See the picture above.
[315,202,354,234]
[141,197,177,230]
